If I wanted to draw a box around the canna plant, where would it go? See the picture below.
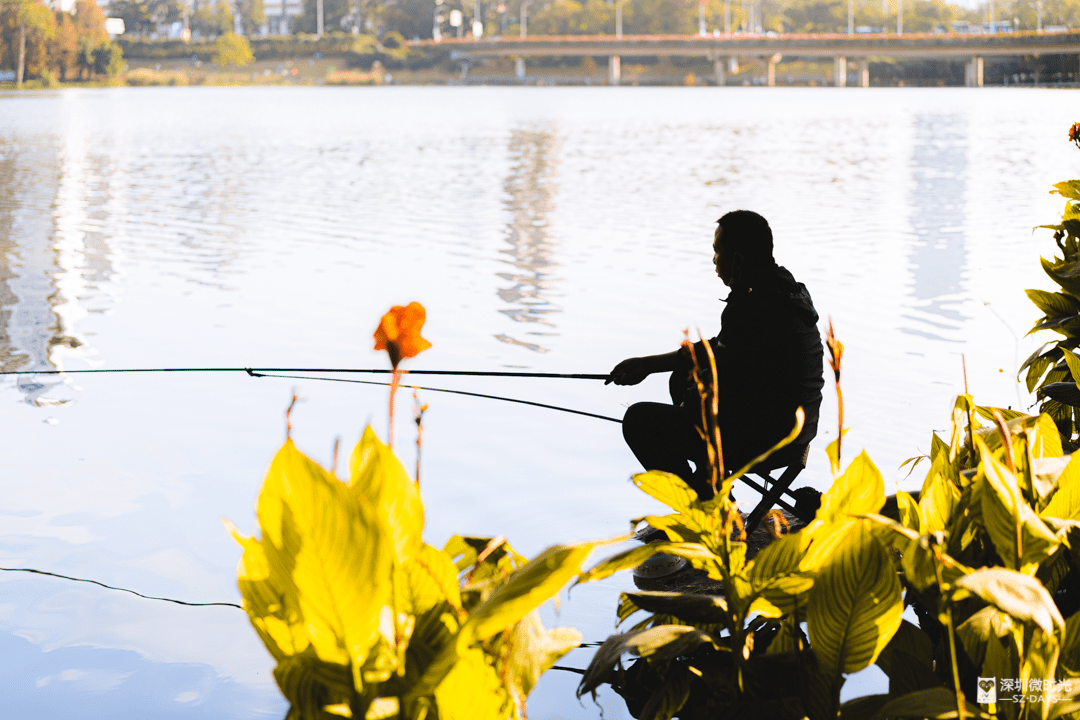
[573,331,908,719]
[1019,124,1080,451]
[226,426,595,720]
[575,331,1080,720]
[225,303,598,720]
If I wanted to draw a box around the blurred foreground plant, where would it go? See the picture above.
[227,427,595,720]
[226,302,594,719]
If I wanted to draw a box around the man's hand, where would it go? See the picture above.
[606,357,653,385]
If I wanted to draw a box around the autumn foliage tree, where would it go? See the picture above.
[0,0,122,84]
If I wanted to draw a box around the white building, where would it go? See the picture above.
[262,0,305,34]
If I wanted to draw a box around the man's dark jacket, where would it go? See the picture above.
[677,262,824,469]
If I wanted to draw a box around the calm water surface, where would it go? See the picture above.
[0,86,1076,718]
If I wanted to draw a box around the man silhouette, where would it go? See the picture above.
[607,210,824,499]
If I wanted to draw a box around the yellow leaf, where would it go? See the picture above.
[807,523,903,675]
[233,439,394,697]
[349,426,425,566]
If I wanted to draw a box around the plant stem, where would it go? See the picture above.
[933,545,966,720]
[388,367,401,447]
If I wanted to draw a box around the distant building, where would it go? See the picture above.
[263,0,304,35]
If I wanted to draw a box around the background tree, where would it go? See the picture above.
[192,0,233,37]
[51,12,77,79]
[0,0,57,85]
[213,30,254,64]
[236,0,266,35]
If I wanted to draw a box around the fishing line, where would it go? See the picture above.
[0,567,242,609]
[248,372,623,423]
[0,367,610,380]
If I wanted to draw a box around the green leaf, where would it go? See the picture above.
[230,439,394,696]
[871,687,988,719]
[952,567,1065,635]
[576,626,713,699]
[807,522,903,675]
[632,470,702,518]
[636,513,704,543]
[1058,610,1080,675]
[1041,381,1080,405]
[919,459,961,534]
[1042,453,1080,521]
[1051,180,1080,201]
[875,620,934,680]
[272,653,354,720]
[839,694,889,720]
[349,426,424,565]
[1063,348,1080,385]
[956,606,1014,670]
[974,442,1060,569]
[638,667,692,720]
[496,610,581,716]
[465,542,594,648]
[896,491,921,533]
[429,646,510,720]
[1042,256,1080,301]
[577,542,722,585]
[747,532,815,613]
[1027,289,1080,319]
[826,428,851,476]
[622,591,729,624]
[818,451,886,524]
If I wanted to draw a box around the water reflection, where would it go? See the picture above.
[0,126,110,404]
[903,114,968,342]
[494,128,561,354]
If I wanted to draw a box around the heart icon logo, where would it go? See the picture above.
[979,679,995,692]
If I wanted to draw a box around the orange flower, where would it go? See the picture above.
[374,302,432,369]
[1071,122,1080,148]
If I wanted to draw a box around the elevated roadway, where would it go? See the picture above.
[412,31,1080,86]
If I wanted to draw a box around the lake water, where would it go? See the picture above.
[0,85,1076,718]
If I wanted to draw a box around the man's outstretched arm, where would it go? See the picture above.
[606,350,682,385]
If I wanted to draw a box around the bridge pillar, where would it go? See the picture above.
[516,57,525,81]
[834,56,847,87]
[609,55,621,85]
[712,55,726,86]
[859,59,869,87]
[965,56,984,87]
[767,53,781,87]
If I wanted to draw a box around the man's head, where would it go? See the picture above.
[712,210,774,286]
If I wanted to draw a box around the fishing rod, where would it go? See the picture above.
[248,371,623,423]
[0,367,610,380]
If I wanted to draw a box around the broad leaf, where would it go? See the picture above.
[952,567,1065,635]
[975,443,1060,569]
[497,611,581,716]
[919,460,960,534]
[1052,180,1080,201]
[348,426,424,565]
[622,591,729,624]
[872,687,988,719]
[1028,289,1080,319]
[466,542,595,648]
[576,626,711,699]
[577,541,722,585]
[807,522,903,675]
[231,440,393,696]
[1042,453,1080,521]
[429,646,509,720]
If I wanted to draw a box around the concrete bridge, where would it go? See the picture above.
[412,31,1080,87]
